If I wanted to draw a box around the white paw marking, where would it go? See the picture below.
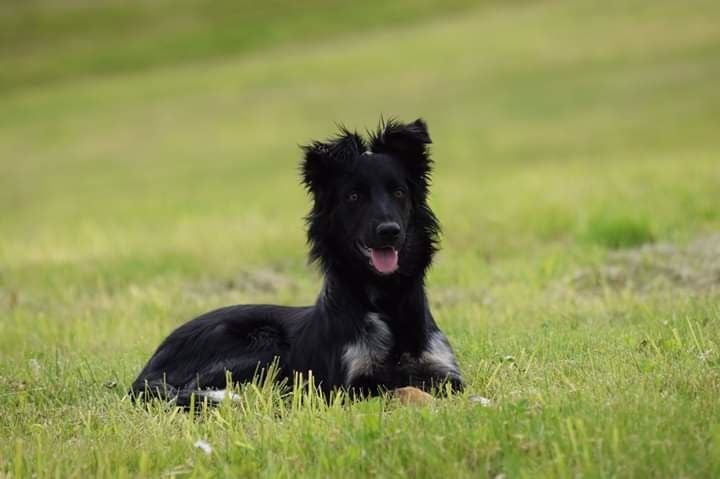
[196,389,241,403]
[343,313,393,385]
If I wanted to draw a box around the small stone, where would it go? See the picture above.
[194,440,213,455]
[469,395,492,407]
[393,386,434,406]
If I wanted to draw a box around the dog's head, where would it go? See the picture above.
[301,118,439,279]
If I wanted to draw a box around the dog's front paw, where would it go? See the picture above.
[393,386,434,406]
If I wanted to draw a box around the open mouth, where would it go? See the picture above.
[358,243,399,275]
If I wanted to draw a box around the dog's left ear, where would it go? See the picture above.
[370,118,433,183]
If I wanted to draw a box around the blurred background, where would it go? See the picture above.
[3,3,720,475]
[1,0,719,350]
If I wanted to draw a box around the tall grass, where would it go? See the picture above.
[2,0,720,476]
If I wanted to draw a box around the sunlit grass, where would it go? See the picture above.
[581,213,655,249]
[1,0,720,476]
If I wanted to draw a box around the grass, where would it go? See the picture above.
[2,0,720,477]
[581,213,655,249]
[0,0,476,92]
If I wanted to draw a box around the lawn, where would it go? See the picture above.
[1,0,720,477]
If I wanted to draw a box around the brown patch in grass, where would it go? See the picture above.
[562,234,720,295]
[187,267,298,298]
[430,287,493,309]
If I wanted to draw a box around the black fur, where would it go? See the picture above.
[130,118,463,405]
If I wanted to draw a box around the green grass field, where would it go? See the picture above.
[2,0,720,477]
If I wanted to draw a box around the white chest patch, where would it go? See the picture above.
[419,331,460,375]
[342,313,393,385]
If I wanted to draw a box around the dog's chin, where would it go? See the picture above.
[357,243,400,275]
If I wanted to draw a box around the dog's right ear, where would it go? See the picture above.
[370,118,433,192]
[301,129,365,193]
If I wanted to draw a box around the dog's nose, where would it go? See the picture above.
[376,222,401,242]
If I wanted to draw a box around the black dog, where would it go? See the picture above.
[130,118,463,405]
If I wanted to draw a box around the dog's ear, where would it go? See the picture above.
[370,118,432,184]
[301,128,365,193]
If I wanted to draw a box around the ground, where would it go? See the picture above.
[1,0,720,477]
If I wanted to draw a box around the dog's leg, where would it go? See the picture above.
[129,378,179,403]
[418,330,464,392]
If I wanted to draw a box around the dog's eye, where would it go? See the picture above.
[348,192,359,202]
[393,189,405,199]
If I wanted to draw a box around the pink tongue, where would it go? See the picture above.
[370,248,398,274]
